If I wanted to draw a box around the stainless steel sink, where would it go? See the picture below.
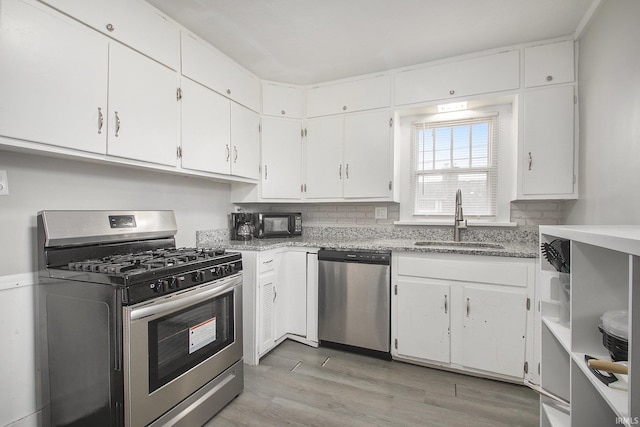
[414,241,505,249]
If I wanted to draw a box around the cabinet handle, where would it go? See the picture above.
[273,288,277,302]
[444,295,448,314]
[106,23,114,32]
[225,144,230,161]
[114,111,120,137]
[449,90,455,95]
[546,75,553,82]
[528,152,533,171]
[263,259,273,264]
[339,164,342,179]
[466,298,470,317]
[342,106,347,111]
[234,146,238,163]
[281,110,286,115]
[97,107,103,134]
[346,163,349,179]
[226,89,231,95]
[264,165,268,180]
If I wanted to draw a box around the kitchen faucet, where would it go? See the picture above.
[453,189,467,242]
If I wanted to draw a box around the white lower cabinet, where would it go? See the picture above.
[241,248,319,365]
[392,252,535,380]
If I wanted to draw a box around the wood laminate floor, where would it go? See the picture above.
[207,340,539,426]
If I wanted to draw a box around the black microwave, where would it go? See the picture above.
[252,212,302,238]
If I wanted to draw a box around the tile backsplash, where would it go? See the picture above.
[237,200,566,227]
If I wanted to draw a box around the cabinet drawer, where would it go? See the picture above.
[397,255,531,288]
[306,75,391,117]
[394,50,520,106]
[258,253,276,273]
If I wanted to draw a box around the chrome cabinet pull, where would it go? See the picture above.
[449,90,455,95]
[346,163,349,179]
[106,23,114,32]
[444,295,448,314]
[225,144,230,161]
[114,111,120,137]
[546,75,553,82]
[339,164,342,179]
[234,146,238,163]
[97,107,103,134]
[273,287,277,302]
[528,152,533,171]
[264,165,268,180]
[466,298,470,317]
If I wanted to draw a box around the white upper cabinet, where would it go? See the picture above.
[261,117,303,199]
[521,85,575,198]
[394,50,520,106]
[305,111,392,200]
[524,40,574,88]
[306,75,391,117]
[0,0,108,154]
[181,31,261,113]
[262,83,304,119]
[230,103,261,180]
[39,0,179,70]
[107,43,178,166]
[180,78,231,174]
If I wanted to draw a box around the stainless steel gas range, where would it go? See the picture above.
[37,210,243,427]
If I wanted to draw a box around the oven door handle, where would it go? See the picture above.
[129,275,241,321]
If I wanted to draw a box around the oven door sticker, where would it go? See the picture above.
[189,317,217,354]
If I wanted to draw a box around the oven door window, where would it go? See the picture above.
[148,289,234,392]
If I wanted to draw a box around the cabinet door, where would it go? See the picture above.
[306,75,391,117]
[181,31,260,112]
[305,116,344,199]
[0,0,108,154]
[108,43,178,166]
[394,50,520,105]
[258,271,276,356]
[278,251,308,337]
[262,83,304,119]
[524,40,574,88]
[396,278,450,363]
[460,286,527,378]
[261,117,302,199]
[522,85,575,197]
[230,103,260,179]
[40,0,179,70]
[343,111,392,198]
[180,78,231,174]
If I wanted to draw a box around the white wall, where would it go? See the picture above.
[0,149,232,426]
[565,0,640,224]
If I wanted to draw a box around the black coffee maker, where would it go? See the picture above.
[231,212,254,240]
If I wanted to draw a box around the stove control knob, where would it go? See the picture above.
[192,270,205,282]
[151,280,164,293]
[166,277,177,289]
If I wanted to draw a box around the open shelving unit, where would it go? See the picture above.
[538,226,639,427]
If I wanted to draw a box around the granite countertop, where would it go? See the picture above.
[205,236,537,258]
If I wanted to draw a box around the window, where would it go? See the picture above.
[412,115,498,217]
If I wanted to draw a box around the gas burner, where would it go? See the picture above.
[66,247,228,275]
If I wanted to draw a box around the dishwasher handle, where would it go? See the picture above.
[317,249,391,265]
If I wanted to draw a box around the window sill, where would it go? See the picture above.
[394,220,518,227]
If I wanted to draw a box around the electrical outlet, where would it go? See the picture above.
[374,206,387,219]
[0,170,8,196]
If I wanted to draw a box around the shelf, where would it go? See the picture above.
[572,351,629,421]
[542,316,571,352]
[541,401,570,427]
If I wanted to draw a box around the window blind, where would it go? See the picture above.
[411,114,498,217]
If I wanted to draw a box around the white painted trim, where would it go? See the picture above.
[0,272,37,292]
[574,0,606,40]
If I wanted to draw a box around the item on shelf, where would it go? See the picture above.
[541,239,570,273]
[587,359,629,375]
[599,309,629,361]
[585,355,629,391]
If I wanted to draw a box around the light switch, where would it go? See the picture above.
[374,206,387,219]
[0,170,9,196]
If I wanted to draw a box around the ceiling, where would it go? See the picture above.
[145,0,594,86]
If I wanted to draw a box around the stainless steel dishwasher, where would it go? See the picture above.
[318,249,391,358]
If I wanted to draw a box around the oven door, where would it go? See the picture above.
[123,274,243,427]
